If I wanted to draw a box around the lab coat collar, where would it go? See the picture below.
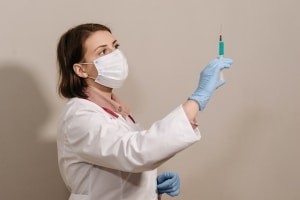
[84,86,130,118]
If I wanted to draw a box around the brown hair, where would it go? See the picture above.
[57,23,111,98]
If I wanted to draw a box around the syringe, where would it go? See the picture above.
[218,26,224,80]
[219,34,224,58]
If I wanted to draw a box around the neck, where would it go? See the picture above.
[88,83,113,99]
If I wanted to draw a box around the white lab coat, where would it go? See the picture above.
[57,97,201,200]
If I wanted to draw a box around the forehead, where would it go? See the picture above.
[84,30,115,51]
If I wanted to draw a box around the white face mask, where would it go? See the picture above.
[92,49,128,88]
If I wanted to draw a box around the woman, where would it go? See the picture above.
[56,23,233,200]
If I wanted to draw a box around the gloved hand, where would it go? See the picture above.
[157,172,180,197]
[188,57,233,110]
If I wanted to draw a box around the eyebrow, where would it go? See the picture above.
[94,40,118,52]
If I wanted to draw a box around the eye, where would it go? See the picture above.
[97,49,107,56]
[103,49,109,55]
[114,44,120,49]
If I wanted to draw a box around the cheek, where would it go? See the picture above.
[87,65,98,77]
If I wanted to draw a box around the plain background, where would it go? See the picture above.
[1,0,299,199]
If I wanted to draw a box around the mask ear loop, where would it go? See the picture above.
[87,75,96,80]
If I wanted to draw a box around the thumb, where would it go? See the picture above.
[216,79,226,89]
[157,172,175,184]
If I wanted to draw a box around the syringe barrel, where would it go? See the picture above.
[219,41,224,56]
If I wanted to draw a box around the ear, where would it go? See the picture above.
[73,64,88,78]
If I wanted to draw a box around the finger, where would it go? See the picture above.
[157,179,174,189]
[218,62,232,71]
[157,172,178,183]
[157,174,166,184]
[216,79,226,89]
[168,190,180,197]
[160,181,179,192]
[221,57,233,64]
[157,173,172,183]
[157,176,179,191]
[159,184,180,196]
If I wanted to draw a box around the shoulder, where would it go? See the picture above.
[60,98,103,121]
[58,98,109,131]
[65,98,100,112]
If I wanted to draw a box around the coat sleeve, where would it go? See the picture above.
[59,100,201,173]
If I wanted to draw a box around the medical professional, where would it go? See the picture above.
[56,23,233,200]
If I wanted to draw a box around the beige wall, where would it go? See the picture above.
[1,0,299,199]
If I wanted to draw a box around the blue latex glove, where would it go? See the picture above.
[188,57,233,110]
[157,172,180,197]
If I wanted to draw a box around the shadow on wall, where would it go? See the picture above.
[0,64,69,200]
